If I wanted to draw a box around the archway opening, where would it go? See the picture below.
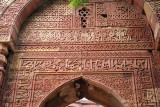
[40,77,128,107]
[67,97,104,107]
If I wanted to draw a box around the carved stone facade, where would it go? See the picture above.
[3,51,157,107]
[16,1,154,51]
[0,0,160,107]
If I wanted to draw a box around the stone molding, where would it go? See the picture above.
[0,43,8,106]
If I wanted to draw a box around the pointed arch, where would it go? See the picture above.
[39,77,129,107]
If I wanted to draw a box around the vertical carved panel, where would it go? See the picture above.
[3,71,17,107]
[136,71,156,106]
[152,50,160,106]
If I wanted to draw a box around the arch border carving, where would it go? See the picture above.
[39,76,129,107]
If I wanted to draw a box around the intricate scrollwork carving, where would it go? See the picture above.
[16,1,154,51]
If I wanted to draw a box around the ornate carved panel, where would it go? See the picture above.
[19,51,150,72]
[146,1,160,22]
[2,0,158,107]
[3,51,157,107]
[16,1,154,51]
[9,51,151,72]
[32,72,135,106]
[152,50,160,106]
[0,0,15,14]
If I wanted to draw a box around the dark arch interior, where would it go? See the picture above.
[40,78,127,107]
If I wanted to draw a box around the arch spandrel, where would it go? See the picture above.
[37,74,129,107]
[4,49,156,106]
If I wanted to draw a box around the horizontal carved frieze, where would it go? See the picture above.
[18,28,153,44]
[9,51,152,72]
[16,43,154,52]
[20,58,150,72]
[21,51,152,58]
[17,1,154,51]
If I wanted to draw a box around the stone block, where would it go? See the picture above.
[150,13,159,39]
[144,2,153,21]
[134,0,144,12]
[19,7,28,25]
[0,71,3,86]
[14,14,22,34]
[0,43,8,56]
[144,2,160,40]
[35,0,45,8]
[125,0,132,4]
[11,26,18,43]
[26,0,37,15]
[157,30,160,50]
[0,54,7,66]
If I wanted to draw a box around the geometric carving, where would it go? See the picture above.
[4,50,156,107]
[8,53,21,71]
[136,71,156,106]
[152,50,160,106]
[79,8,90,28]
[17,1,154,51]
[34,72,135,106]
[0,0,15,14]
[20,57,150,72]
[0,35,10,42]
[146,1,160,22]
[16,43,155,52]
[16,51,151,72]
[0,0,14,7]
[155,88,160,105]
[2,0,159,107]
[18,28,153,43]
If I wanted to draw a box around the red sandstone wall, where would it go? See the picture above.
[0,0,159,107]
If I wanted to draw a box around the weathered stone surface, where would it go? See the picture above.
[16,1,154,52]
[0,43,8,106]
[0,0,160,107]
[3,50,156,107]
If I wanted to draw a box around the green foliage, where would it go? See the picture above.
[68,0,89,8]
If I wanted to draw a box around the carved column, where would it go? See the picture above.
[0,43,8,105]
